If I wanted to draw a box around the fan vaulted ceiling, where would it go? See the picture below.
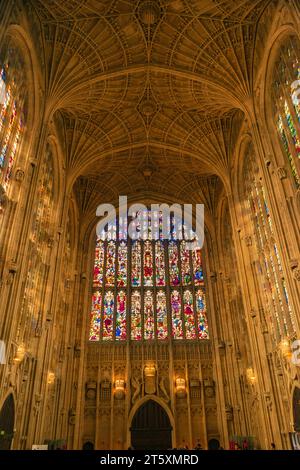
[27,0,274,212]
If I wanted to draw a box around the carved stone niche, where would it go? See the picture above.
[277,167,287,180]
[218,341,226,355]
[0,185,8,208]
[85,380,97,400]
[225,404,233,421]
[190,379,200,388]
[14,168,25,182]
[244,235,252,247]
[68,408,76,425]
[204,378,215,398]
[293,269,300,282]
[289,259,300,281]
[144,362,156,395]
[74,342,81,357]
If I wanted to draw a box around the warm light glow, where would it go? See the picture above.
[144,363,156,377]
[14,343,25,363]
[279,338,292,359]
[246,368,256,385]
[47,372,55,385]
[175,377,186,397]
[114,379,125,399]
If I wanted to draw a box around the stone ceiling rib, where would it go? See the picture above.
[27,0,273,207]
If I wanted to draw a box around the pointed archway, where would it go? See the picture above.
[0,394,15,450]
[130,399,172,450]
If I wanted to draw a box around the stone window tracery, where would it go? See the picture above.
[89,211,209,342]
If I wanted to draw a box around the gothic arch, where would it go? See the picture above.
[46,135,64,214]
[261,27,300,169]
[3,24,42,154]
[233,130,253,205]
[291,383,300,432]
[65,142,229,194]
[127,395,175,449]
[0,392,15,450]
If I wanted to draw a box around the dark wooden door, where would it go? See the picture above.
[131,400,172,450]
[293,387,300,432]
[0,394,15,450]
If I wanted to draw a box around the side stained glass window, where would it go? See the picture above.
[272,36,300,188]
[18,144,55,339]
[244,145,295,344]
[0,43,26,206]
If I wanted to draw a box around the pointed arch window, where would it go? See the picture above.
[0,42,26,209]
[18,144,55,339]
[272,35,300,187]
[244,145,296,343]
[89,210,210,342]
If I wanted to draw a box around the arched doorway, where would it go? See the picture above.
[130,400,172,450]
[0,394,15,450]
[293,387,300,432]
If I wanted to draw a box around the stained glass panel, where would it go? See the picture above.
[93,240,104,287]
[103,291,114,340]
[196,289,209,339]
[171,290,183,339]
[156,290,168,340]
[181,241,192,286]
[89,292,102,341]
[169,241,180,286]
[131,241,141,287]
[117,241,127,287]
[144,290,154,340]
[193,248,204,286]
[116,291,126,340]
[105,241,116,287]
[131,291,142,340]
[144,240,153,286]
[155,241,165,286]
[183,290,196,339]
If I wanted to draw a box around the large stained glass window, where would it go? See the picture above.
[89,211,209,342]
[244,145,296,344]
[272,35,300,187]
